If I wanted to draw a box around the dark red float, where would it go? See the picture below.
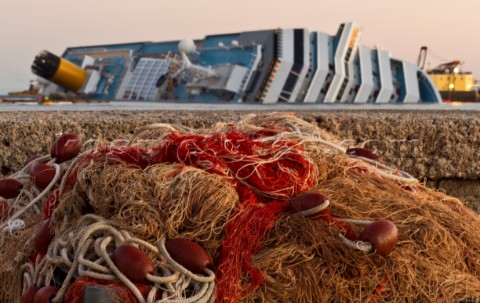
[346,148,382,162]
[401,185,416,192]
[51,134,82,163]
[0,178,23,199]
[111,245,156,284]
[20,285,40,303]
[29,164,56,189]
[33,286,59,303]
[359,220,399,256]
[34,219,54,255]
[24,155,46,166]
[165,238,213,274]
[286,190,330,218]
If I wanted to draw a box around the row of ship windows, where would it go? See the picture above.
[129,72,167,83]
[131,68,169,79]
[130,77,157,83]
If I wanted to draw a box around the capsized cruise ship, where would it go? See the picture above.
[31,22,442,103]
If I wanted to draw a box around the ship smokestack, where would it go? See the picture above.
[31,50,87,92]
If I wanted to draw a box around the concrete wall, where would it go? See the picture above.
[1,110,479,211]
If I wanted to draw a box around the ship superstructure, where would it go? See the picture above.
[32,22,442,103]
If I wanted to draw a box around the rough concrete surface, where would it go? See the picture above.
[0,110,479,209]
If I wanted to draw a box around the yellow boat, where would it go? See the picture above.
[418,47,480,102]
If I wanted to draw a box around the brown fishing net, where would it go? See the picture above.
[0,113,478,303]
[54,162,238,259]
[246,153,480,302]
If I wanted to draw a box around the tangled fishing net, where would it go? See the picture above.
[0,112,479,302]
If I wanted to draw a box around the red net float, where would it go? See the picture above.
[165,238,213,275]
[111,245,156,284]
[359,220,399,256]
[51,134,82,163]
[34,219,54,255]
[20,285,40,303]
[401,185,417,192]
[0,178,23,199]
[24,155,47,166]
[286,190,330,218]
[29,164,56,189]
[352,167,370,174]
[346,147,382,162]
[33,286,59,303]
[288,191,359,241]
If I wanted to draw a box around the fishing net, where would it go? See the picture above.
[29,215,216,303]
[0,112,478,303]
[0,155,63,302]
[54,162,238,259]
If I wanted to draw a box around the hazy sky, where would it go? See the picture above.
[1,0,479,94]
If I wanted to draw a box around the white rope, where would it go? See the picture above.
[0,163,61,232]
[338,218,372,226]
[338,233,373,253]
[3,219,25,234]
[25,216,215,303]
[14,155,51,177]
[20,262,35,291]
[348,156,418,183]
[240,115,417,184]
[128,123,178,146]
[292,199,330,217]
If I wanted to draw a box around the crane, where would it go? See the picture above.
[429,60,462,75]
[417,46,428,70]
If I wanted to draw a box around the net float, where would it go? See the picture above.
[33,286,59,303]
[25,155,40,166]
[29,163,56,189]
[0,201,10,220]
[111,245,156,284]
[352,167,369,174]
[34,219,54,255]
[359,220,399,256]
[51,133,82,163]
[346,148,382,162]
[20,285,40,303]
[401,185,416,192]
[0,178,23,199]
[286,190,330,218]
[165,238,213,274]
[24,155,47,166]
